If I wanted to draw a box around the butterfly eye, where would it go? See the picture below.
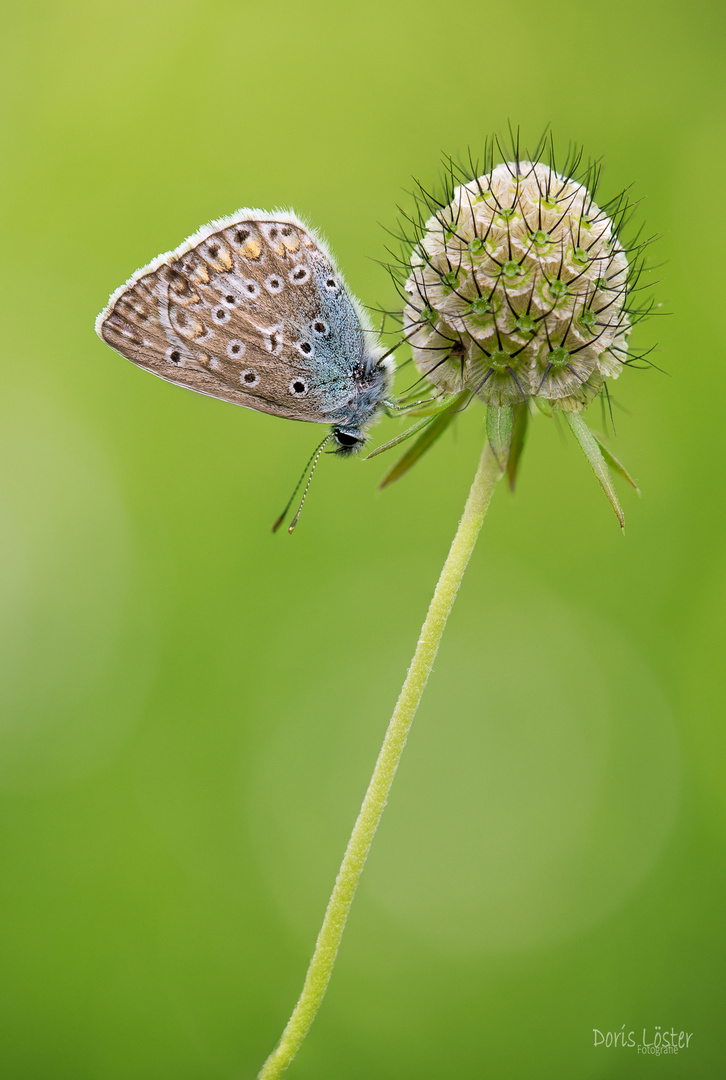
[212,307,230,324]
[312,320,329,336]
[334,429,362,449]
[289,379,309,396]
[240,370,259,387]
[289,266,310,285]
[227,340,246,359]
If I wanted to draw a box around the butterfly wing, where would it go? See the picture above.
[96,211,378,426]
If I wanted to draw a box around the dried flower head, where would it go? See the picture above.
[400,143,647,413]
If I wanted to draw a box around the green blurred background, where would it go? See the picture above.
[1,0,724,1076]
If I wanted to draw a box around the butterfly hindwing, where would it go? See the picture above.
[96,212,371,424]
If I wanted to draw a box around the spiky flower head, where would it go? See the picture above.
[402,149,638,412]
[373,139,655,525]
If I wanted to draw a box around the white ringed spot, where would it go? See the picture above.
[265,274,284,294]
[289,265,311,285]
[226,340,246,359]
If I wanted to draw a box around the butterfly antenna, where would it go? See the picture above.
[272,433,333,534]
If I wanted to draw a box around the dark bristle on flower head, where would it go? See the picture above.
[375,133,656,524]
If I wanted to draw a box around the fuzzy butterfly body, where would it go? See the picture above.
[95,210,394,452]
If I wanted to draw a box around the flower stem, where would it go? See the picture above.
[257,440,502,1080]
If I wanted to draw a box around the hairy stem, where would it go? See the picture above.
[257,440,502,1080]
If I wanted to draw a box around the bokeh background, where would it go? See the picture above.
[1,0,724,1077]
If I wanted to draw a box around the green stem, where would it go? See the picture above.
[257,441,503,1080]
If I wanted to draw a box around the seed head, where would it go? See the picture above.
[403,157,634,411]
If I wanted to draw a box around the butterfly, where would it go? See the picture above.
[95,209,396,523]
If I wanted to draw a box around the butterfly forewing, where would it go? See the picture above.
[97,213,371,424]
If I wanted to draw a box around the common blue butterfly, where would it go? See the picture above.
[95,209,395,460]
